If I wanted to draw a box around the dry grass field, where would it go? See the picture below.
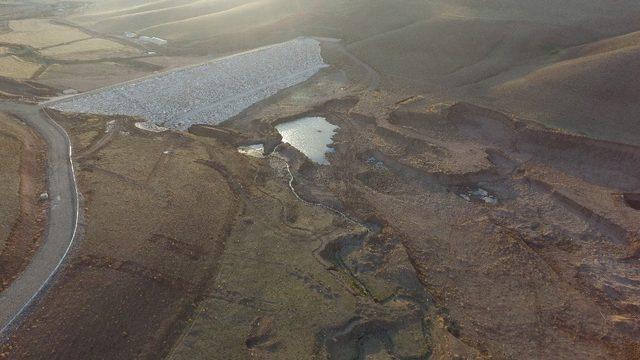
[40,38,142,61]
[475,32,640,144]
[0,56,41,79]
[2,1,640,359]
[0,110,431,359]
[0,112,47,292]
[0,120,22,250]
[0,6,213,92]
[0,112,239,358]
[0,77,58,101]
[37,62,148,92]
[0,19,90,49]
[7,91,639,359]
[71,0,299,41]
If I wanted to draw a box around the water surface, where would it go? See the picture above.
[275,117,339,165]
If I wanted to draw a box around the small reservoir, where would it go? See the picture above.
[275,117,339,165]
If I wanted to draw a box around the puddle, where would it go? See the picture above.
[275,116,339,165]
[238,143,265,158]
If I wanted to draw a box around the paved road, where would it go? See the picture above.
[0,38,371,340]
[0,101,78,337]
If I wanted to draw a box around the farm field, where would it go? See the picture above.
[0,16,184,95]
[36,62,148,92]
[40,38,142,61]
[0,19,90,49]
[0,56,41,79]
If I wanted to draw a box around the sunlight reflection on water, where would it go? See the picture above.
[275,117,339,165]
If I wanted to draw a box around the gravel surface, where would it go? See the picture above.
[47,38,327,129]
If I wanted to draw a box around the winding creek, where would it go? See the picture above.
[237,116,364,227]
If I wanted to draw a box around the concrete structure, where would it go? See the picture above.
[45,38,327,130]
[139,36,167,46]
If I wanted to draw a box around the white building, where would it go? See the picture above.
[139,36,167,46]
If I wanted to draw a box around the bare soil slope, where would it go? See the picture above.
[0,112,47,292]
[284,97,640,359]
[1,112,239,358]
[0,109,434,359]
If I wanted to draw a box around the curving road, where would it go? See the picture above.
[0,101,79,337]
[0,37,372,340]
